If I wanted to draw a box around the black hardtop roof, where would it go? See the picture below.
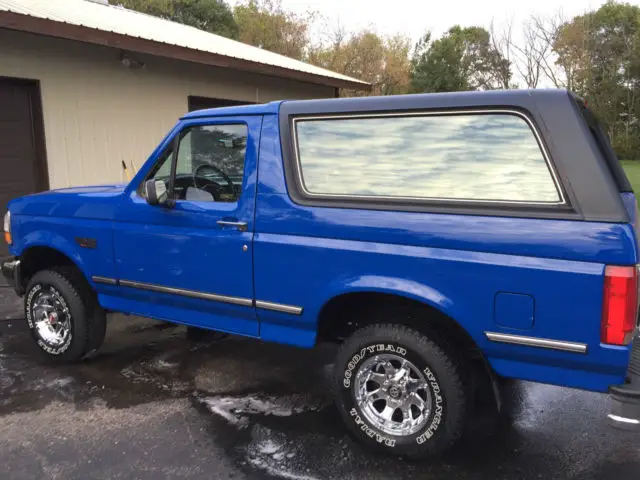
[280,89,569,116]
[183,89,570,120]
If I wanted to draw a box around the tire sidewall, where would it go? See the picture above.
[25,272,87,361]
[336,337,453,455]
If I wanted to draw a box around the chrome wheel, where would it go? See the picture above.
[31,288,71,347]
[354,353,432,437]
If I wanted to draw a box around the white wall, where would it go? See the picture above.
[0,29,334,188]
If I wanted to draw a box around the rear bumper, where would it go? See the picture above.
[1,256,23,296]
[609,333,640,429]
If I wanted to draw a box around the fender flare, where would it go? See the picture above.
[311,274,479,341]
[18,232,91,281]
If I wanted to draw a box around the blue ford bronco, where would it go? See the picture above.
[2,89,640,457]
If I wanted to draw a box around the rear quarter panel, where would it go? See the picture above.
[254,99,637,392]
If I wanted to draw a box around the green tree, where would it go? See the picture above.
[117,0,239,39]
[410,26,511,93]
[553,1,640,159]
[233,0,313,60]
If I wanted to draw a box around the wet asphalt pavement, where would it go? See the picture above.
[1,289,640,479]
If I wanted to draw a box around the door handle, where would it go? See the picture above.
[217,220,248,232]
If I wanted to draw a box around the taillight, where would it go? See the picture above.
[3,211,10,245]
[602,265,639,345]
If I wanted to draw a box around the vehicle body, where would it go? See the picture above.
[3,89,640,457]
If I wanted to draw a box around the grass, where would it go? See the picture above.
[622,160,640,194]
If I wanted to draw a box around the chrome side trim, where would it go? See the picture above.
[105,278,303,313]
[255,300,303,315]
[92,276,118,285]
[291,109,566,206]
[485,332,587,354]
[119,280,253,307]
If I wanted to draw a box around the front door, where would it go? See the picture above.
[112,115,262,336]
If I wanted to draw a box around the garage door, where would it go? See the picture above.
[188,95,252,112]
[0,78,47,257]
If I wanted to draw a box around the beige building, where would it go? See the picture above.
[0,0,368,224]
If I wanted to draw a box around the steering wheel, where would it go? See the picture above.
[193,164,236,196]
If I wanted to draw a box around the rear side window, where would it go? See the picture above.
[294,112,563,204]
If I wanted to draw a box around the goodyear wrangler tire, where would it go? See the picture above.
[334,324,468,458]
[25,269,106,363]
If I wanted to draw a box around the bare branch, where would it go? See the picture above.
[489,17,515,89]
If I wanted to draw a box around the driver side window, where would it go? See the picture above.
[145,123,248,203]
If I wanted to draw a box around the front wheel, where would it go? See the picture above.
[333,324,469,458]
[24,269,106,363]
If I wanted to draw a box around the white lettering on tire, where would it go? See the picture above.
[343,343,407,388]
[350,408,396,447]
[415,366,444,445]
[27,284,73,355]
[25,284,42,329]
[343,342,445,448]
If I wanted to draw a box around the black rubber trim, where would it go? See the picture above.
[609,334,640,430]
[1,256,23,296]
[167,129,183,209]
[610,387,640,431]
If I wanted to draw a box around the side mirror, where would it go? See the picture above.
[145,179,168,206]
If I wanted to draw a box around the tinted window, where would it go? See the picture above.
[145,124,247,203]
[295,113,562,204]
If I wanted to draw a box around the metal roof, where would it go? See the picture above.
[0,0,370,90]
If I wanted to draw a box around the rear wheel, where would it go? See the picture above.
[24,269,106,363]
[333,323,469,458]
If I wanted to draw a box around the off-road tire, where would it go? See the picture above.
[24,269,106,363]
[334,323,469,458]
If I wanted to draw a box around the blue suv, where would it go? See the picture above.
[2,89,640,457]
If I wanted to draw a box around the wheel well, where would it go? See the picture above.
[317,292,480,360]
[20,247,84,290]
[316,292,501,409]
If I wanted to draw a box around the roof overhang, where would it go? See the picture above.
[0,10,372,92]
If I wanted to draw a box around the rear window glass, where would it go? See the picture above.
[294,113,563,204]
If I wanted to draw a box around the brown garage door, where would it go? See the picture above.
[0,78,47,257]
[188,95,252,112]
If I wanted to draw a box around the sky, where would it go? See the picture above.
[230,0,632,44]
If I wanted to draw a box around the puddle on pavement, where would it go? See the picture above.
[0,315,609,480]
[0,315,361,479]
